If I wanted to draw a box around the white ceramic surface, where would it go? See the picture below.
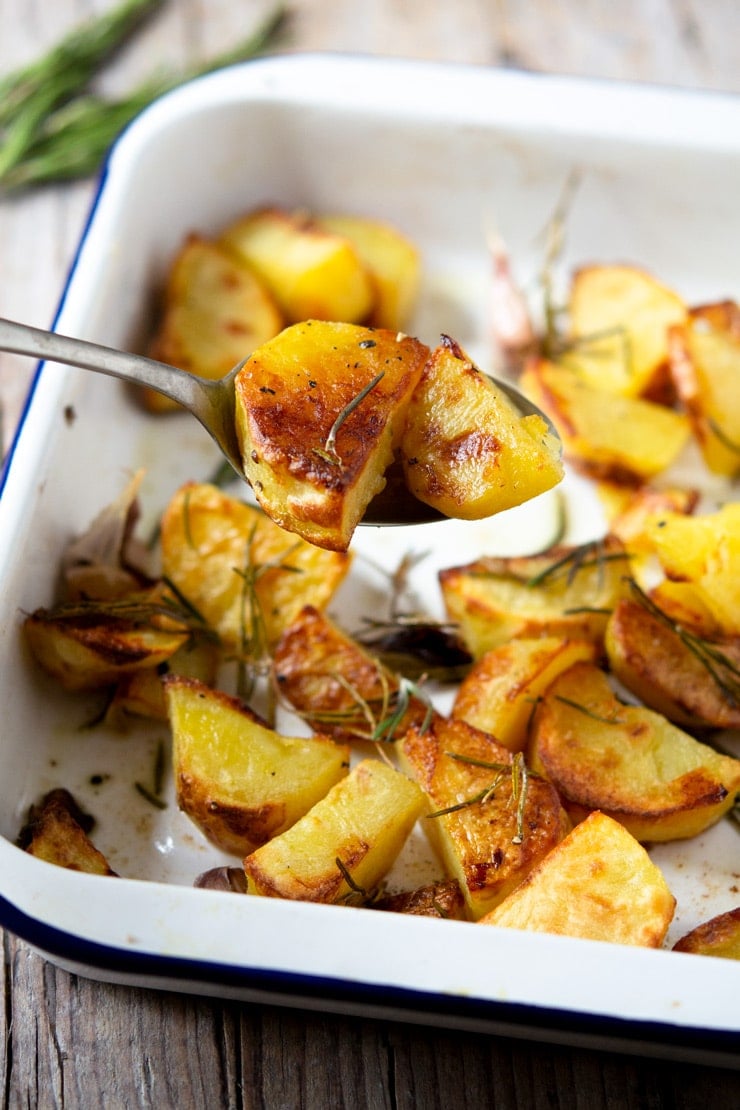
[0,55,739,1061]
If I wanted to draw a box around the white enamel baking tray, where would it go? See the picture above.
[1,55,740,1065]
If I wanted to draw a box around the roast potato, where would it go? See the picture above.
[668,301,740,477]
[234,320,430,550]
[439,537,630,658]
[672,906,740,959]
[243,758,426,902]
[566,263,686,399]
[451,635,599,752]
[398,715,569,920]
[144,234,283,412]
[18,789,117,876]
[478,810,675,947]
[167,675,350,856]
[605,595,740,729]
[399,336,563,519]
[520,357,690,484]
[318,213,421,330]
[272,605,429,743]
[160,482,350,650]
[529,661,740,841]
[220,206,374,324]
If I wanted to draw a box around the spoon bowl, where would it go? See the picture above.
[0,316,556,527]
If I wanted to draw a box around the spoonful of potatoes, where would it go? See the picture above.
[0,316,562,552]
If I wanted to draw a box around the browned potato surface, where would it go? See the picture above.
[160,482,350,650]
[18,789,117,876]
[479,810,675,947]
[439,537,630,659]
[167,675,350,856]
[23,590,190,692]
[530,661,740,841]
[400,337,563,519]
[373,879,466,920]
[398,716,570,920]
[243,759,426,902]
[234,320,430,550]
[672,906,740,959]
[452,635,599,752]
[273,605,429,743]
[605,596,740,729]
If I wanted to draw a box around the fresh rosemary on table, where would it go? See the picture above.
[0,0,288,193]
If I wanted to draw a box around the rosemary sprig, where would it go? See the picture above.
[135,738,168,810]
[232,528,302,701]
[627,578,740,707]
[553,694,623,725]
[0,3,289,192]
[525,540,629,589]
[371,676,434,742]
[313,371,385,467]
[0,0,162,129]
[426,751,535,844]
[708,417,740,456]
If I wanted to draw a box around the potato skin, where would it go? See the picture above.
[167,675,350,856]
[672,906,740,958]
[18,789,117,876]
[273,605,429,742]
[398,716,570,920]
[530,661,740,841]
[606,597,740,729]
[234,320,430,550]
[243,759,426,902]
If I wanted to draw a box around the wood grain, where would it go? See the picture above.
[2,2,740,1106]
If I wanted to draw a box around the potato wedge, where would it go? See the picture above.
[605,596,740,729]
[160,483,350,650]
[566,263,686,398]
[478,810,675,947]
[18,789,117,876]
[529,661,740,841]
[521,358,690,484]
[439,537,630,659]
[399,337,563,519]
[318,213,421,330]
[220,207,374,324]
[144,234,283,412]
[640,504,740,635]
[166,675,349,856]
[668,301,740,476]
[452,636,599,752]
[273,605,430,743]
[234,320,430,550]
[23,592,190,691]
[673,906,740,959]
[398,716,569,920]
[243,758,426,902]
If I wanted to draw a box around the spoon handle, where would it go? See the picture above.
[0,315,199,405]
[0,315,245,475]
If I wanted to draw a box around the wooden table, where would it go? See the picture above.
[2,2,740,1105]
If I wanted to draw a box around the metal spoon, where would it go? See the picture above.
[0,315,556,526]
